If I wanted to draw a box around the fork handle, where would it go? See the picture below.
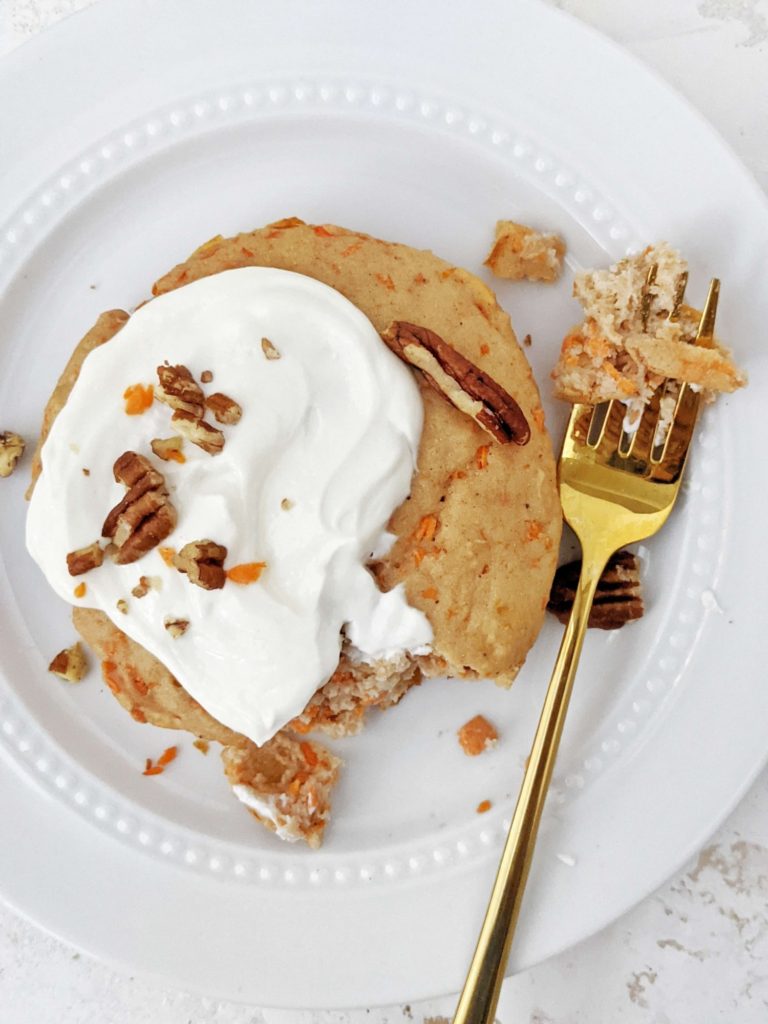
[452,543,610,1024]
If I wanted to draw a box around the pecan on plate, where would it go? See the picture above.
[548,550,644,629]
[164,616,189,639]
[0,431,25,478]
[172,540,228,591]
[155,364,205,417]
[49,642,87,683]
[381,322,530,445]
[102,452,176,565]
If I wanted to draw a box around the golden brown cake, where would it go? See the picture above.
[30,218,562,846]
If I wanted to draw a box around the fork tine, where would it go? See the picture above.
[618,387,662,461]
[669,271,689,322]
[651,278,720,473]
[640,263,658,331]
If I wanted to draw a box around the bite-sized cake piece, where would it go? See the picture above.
[48,641,88,682]
[552,243,746,412]
[457,714,499,756]
[222,734,341,848]
[484,220,565,283]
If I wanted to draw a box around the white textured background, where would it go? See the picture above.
[1,1,768,1021]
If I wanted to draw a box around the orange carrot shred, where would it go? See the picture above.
[123,383,154,415]
[476,445,490,470]
[143,766,164,776]
[476,799,492,814]
[533,407,546,431]
[166,449,186,464]
[421,586,438,600]
[375,273,396,291]
[479,343,490,356]
[300,741,319,767]
[157,745,178,768]
[525,520,543,542]
[413,547,427,567]
[73,582,87,598]
[226,562,266,585]
[313,225,333,237]
[414,514,439,542]
[158,547,176,567]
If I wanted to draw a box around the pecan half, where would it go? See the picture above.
[171,410,224,455]
[66,541,104,576]
[548,550,644,629]
[156,364,205,416]
[102,452,176,565]
[0,431,25,477]
[205,392,242,425]
[49,642,87,683]
[172,539,228,590]
[381,322,530,445]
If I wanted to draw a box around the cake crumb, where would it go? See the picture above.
[193,738,210,755]
[458,715,499,756]
[484,220,565,283]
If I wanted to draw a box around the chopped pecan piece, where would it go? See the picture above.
[102,452,176,565]
[171,410,225,455]
[131,575,160,598]
[548,550,644,629]
[0,431,25,477]
[164,616,189,638]
[261,337,281,360]
[200,370,213,384]
[205,392,242,425]
[172,539,228,590]
[150,436,186,463]
[381,322,530,445]
[116,598,129,615]
[155,364,205,416]
[66,541,104,576]
[49,642,87,683]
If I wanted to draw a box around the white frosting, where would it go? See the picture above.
[232,784,301,842]
[27,267,432,745]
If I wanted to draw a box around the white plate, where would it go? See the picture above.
[0,0,766,1009]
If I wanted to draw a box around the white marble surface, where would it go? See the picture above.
[1,0,767,1020]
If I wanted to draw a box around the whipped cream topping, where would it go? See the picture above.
[27,267,432,745]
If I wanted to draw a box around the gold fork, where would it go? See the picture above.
[453,271,720,1024]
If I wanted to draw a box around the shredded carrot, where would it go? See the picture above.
[375,272,396,291]
[414,514,439,542]
[123,383,154,415]
[421,587,438,600]
[240,247,254,258]
[165,449,186,464]
[226,562,266,585]
[101,661,120,694]
[474,301,491,322]
[73,582,87,598]
[476,445,490,470]
[313,225,333,237]
[130,707,147,723]
[533,407,546,431]
[144,758,152,772]
[158,546,176,567]
[448,469,467,483]
[413,272,428,285]
[340,241,363,258]
[479,343,490,356]
[476,799,492,814]
[413,547,427,567]
[143,766,164,776]
[525,520,543,542]
[300,741,319,767]
[157,745,178,768]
